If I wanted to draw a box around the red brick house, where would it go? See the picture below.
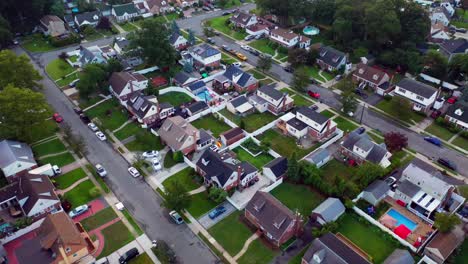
[126,92,175,126]
[220,127,245,146]
[213,65,258,93]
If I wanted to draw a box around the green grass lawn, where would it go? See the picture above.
[56,72,79,87]
[29,120,59,143]
[122,209,144,236]
[452,136,468,150]
[237,239,277,264]
[32,138,66,157]
[209,211,253,256]
[453,240,468,264]
[291,94,313,107]
[114,122,141,140]
[39,152,75,167]
[333,116,359,132]
[163,150,182,168]
[46,59,75,80]
[336,214,397,264]
[158,92,193,107]
[256,129,316,158]
[207,16,247,40]
[222,52,239,64]
[162,167,200,192]
[85,164,110,194]
[246,69,267,80]
[86,100,129,131]
[191,115,231,138]
[124,131,164,152]
[320,109,335,118]
[98,221,134,258]
[321,159,356,184]
[304,66,326,83]
[425,123,456,141]
[54,168,87,189]
[218,109,277,133]
[375,99,425,124]
[129,253,152,264]
[120,22,138,32]
[165,13,180,21]
[248,39,276,56]
[21,34,56,53]
[64,180,100,209]
[368,132,385,144]
[186,192,219,218]
[81,207,117,231]
[232,147,274,169]
[270,182,325,217]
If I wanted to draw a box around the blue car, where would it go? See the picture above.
[209,206,226,220]
[424,136,441,146]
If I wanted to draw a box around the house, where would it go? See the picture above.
[269,28,310,49]
[144,0,174,15]
[213,65,258,93]
[127,92,174,125]
[63,14,75,28]
[439,39,468,62]
[158,116,200,154]
[444,103,468,130]
[78,45,107,66]
[173,71,200,87]
[430,6,452,26]
[38,211,94,264]
[245,191,301,247]
[113,38,131,54]
[109,72,148,103]
[0,140,37,181]
[196,149,257,190]
[285,107,337,141]
[311,198,345,225]
[112,3,139,22]
[383,249,414,264]
[226,95,254,115]
[220,127,245,146]
[186,101,208,116]
[39,15,68,37]
[352,63,392,95]
[394,78,439,113]
[316,46,347,72]
[429,23,451,43]
[246,24,270,37]
[440,2,455,16]
[423,225,465,263]
[188,44,221,68]
[361,180,390,205]
[340,131,392,168]
[169,32,188,50]
[305,148,331,168]
[263,157,287,181]
[74,11,101,27]
[230,11,257,28]
[302,233,371,264]
[186,80,207,95]
[255,84,294,115]
[197,129,215,151]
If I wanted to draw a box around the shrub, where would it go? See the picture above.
[172,151,184,163]
[89,187,101,198]
[384,94,392,101]
[14,217,33,229]
[460,130,468,139]
[50,34,80,47]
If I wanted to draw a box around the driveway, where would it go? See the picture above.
[198,201,236,229]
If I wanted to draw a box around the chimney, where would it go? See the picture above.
[237,165,242,187]
[293,210,303,236]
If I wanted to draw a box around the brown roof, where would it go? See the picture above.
[425,225,465,261]
[271,28,298,41]
[38,211,88,250]
[18,173,59,215]
[158,116,199,151]
[40,15,63,25]
[298,35,310,44]
[220,127,244,141]
[353,63,389,85]
[230,12,254,26]
[109,72,147,96]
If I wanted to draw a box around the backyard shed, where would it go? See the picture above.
[361,180,390,206]
[311,197,345,225]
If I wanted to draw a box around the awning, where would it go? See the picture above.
[394,224,411,239]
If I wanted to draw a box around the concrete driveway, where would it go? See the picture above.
[198,201,236,229]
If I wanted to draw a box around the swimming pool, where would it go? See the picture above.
[303,26,320,36]
[197,89,213,102]
[387,208,418,231]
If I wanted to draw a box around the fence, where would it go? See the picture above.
[186,107,214,122]
[200,68,226,83]
[261,178,283,193]
[159,86,199,101]
[213,109,238,129]
[0,218,45,244]
[419,73,458,90]
[135,66,159,75]
[250,136,282,158]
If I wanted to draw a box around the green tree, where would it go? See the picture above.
[340,91,358,116]
[434,212,461,233]
[0,15,12,48]
[287,152,301,182]
[288,48,307,68]
[76,64,107,99]
[394,97,412,121]
[96,17,112,30]
[105,58,123,76]
[0,50,42,89]
[354,162,385,188]
[239,119,245,129]
[423,50,448,80]
[0,85,52,142]
[187,29,196,46]
[449,54,468,81]
[258,55,272,72]
[172,151,184,163]
[50,0,64,17]
[208,187,228,203]
[162,180,191,211]
[171,20,180,35]
[77,0,95,12]
[302,163,323,186]
[292,66,309,92]
[62,123,88,156]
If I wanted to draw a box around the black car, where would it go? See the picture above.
[283,66,294,73]
[222,11,231,16]
[79,114,91,124]
[222,45,230,51]
[73,107,83,114]
[437,158,457,171]
[249,49,260,56]
[119,248,139,264]
[354,89,368,99]
[356,127,366,134]
[310,105,319,111]
[460,204,468,218]
[207,37,215,44]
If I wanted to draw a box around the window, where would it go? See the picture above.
[65,247,71,253]
[416,95,424,101]
[72,253,77,257]
[399,88,406,93]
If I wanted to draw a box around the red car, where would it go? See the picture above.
[447,97,457,104]
[430,110,441,119]
[52,113,63,123]
[308,91,321,99]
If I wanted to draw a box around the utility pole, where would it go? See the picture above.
[359,103,366,124]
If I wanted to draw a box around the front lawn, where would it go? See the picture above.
[86,99,129,130]
[125,130,164,152]
[237,239,277,264]
[39,152,75,167]
[256,129,316,158]
[158,92,193,107]
[162,167,200,192]
[129,253,152,264]
[186,192,218,218]
[333,116,359,132]
[191,115,231,138]
[54,168,87,189]
[114,122,141,140]
[218,109,277,133]
[63,180,100,209]
[291,93,313,107]
[81,207,117,231]
[452,136,468,150]
[21,34,55,52]
[453,240,468,264]
[304,66,326,83]
[30,120,59,143]
[425,123,455,141]
[55,72,79,87]
[320,109,335,118]
[46,59,75,80]
[163,150,183,168]
[232,147,274,169]
[208,211,253,256]
[270,182,325,217]
[207,16,247,40]
[32,138,66,157]
[375,99,425,124]
[98,221,134,258]
[248,39,276,56]
[246,69,267,80]
[120,22,138,32]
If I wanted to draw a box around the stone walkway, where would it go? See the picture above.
[82,97,110,112]
[32,134,58,146]
[61,159,85,174]
[111,22,125,34]
[38,150,70,159]
[188,185,206,195]
[113,120,133,133]
[233,233,259,260]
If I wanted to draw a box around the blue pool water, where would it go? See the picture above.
[197,89,213,102]
[387,209,418,231]
[303,26,320,36]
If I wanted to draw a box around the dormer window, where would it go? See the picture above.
[372,74,379,80]
[358,68,364,74]
[455,108,464,116]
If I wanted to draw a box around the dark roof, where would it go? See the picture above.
[440,39,468,54]
[40,15,63,25]
[187,101,208,114]
[189,44,220,59]
[341,131,389,164]
[264,157,287,178]
[287,117,308,131]
[169,32,186,45]
[318,46,346,68]
[445,103,468,123]
[258,84,284,101]
[270,28,298,41]
[112,3,138,16]
[197,150,235,187]
[297,107,329,125]
[115,39,130,50]
[230,11,254,26]
[174,71,194,84]
[245,192,297,242]
[160,102,173,109]
[383,249,414,264]
[221,127,244,141]
[223,66,255,88]
[364,180,390,199]
[230,95,249,108]
[127,92,158,120]
[341,131,368,150]
[396,79,437,99]
[197,129,214,145]
[397,180,420,197]
[38,212,87,252]
[75,11,100,25]
[240,162,257,179]
[109,72,147,95]
[187,80,206,92]
[63,14,74,24]
[353,63,389,85]
[366,144,389,163]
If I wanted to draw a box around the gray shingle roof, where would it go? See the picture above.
[364,180,390,200]
[440,39,468,54]
[297,107,329,125]
[0,140,36,169]
[396,78,437,99]
[264,157,287,178]
[230,95,249,108]
[355,137,374,151]
[112,3,138,16]
[307,149,330,165]
[397,180,420,197]
[75,11,100,25]
[383,249,414,264]
[312,198,345,223]
[258,84,283,101]
[446,103,468,123]
[318,46,346,68]
[189,44,220,59]
[287,117,308,131]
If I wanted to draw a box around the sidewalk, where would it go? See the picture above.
[97,234,161,264]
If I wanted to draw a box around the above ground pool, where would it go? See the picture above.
[387,208,418,231]
[303,26,320,36]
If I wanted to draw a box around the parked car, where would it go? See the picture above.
[209,145,219,152]
[236,52,247,61]
[283,65,294,73]
[119,248,139,264]
[254,33,264,40]
[384,176,397,186]
[240,45,250,51]
[69,205,89,218]
[69,79,79,87]
[424,136,442,146]
[356,127,366,134]
[430,110,442,119]
[169,210,184,224]
[52,165,61,175]
[437,158,457,171]
[249,49,260,56]
[128,167,140,178]
[95,164,107,177]
[459,204,468,218]
[335,75,343,81]
[95,131,107,141]
[244,35,255,41]
[308,91,321,99]
[259,53,271,59]
[142,150,159,159]
[310,105,319,111]
[222,11,231,16]
[73,107,82,114]
[207,37,215,44]
[209,206,227,220]
[79,114,91,124]
[88,123,98,131]
[456,28,467,33]
[52,113,63,123]
[447,96,457,104]
[354,89,368,99]
[151,158,162,171]
[202,6,211,11]
[222,45,230,51]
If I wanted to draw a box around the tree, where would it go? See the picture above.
[448,54,468,81]
[50,0,64,17]
[434,212,461,233]
[0,15,12,48]
[105,58,123,76]
[208,187,228,203]
[292,67,309,92]
[96,17,112,30]
[172,151,184,163]
[0,85,52,142]
[0,50,42,89]
[187,30,196,46]
[394,97,412,122]
[340,91,358,117]
[384,132,408,153]
[354,162,385,188]
[287,152,301,182]
[423,50,448,80]
[162,180,191,211]
[76,64,107,98]
[288,48,308,68]
[257,56,272,72]
[131,19,177,67]
[77,0,95,12]
[307,49,319,65]
[171,20,180,35]
[239,119,245,130]
[62,123,88,156]
[302,163,323,186]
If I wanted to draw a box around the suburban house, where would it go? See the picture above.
[430,6,452,26]
[173,71,200,87]
[74,11,101,27]
[112,3,139,22]
[439,39,468,62]
[185,101,208,116]
[245,191,302,247]
[39,15,68,37]
[196,149,257,191]
[305,148,331,168]
[250,84,294,115]
[0,140,37,181]
[383,249,414,264]
[143,0,174,15]
[340,131,392,168]
[38,211,94,264]
[220,127,245,146]
[352,63,392,95]
[302,233,371,264]
[360,180,390,206]
[126,92,174,125]
[441,1,455,16]
[429,23,451,43]
[284,107,337,141]
[213,65,258,93]
[109,71,148,103]
[78,46,107,66]
[169,32,188,51]
[423,225,465,264]
[226,95,254,115]
[63,14,75,27]
[158,116,200,155]
[393,78,439,113]
[188,44,221,68]
[445,103,468,130]
[263,157,288,181]
[113,38,131,54]
[316,46,347,72]
[311,198,345,225]
[230,11,257,28]
[269,28,310,49]
[246,23,270,37]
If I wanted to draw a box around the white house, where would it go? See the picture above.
[445,104,468,130]
[226,95,254,115]
[341,131,392,168]
[188,44,221,68]
[126,92,174,125]
[269,28,310,49]
[256,84,294,115]
[109,72,148,103]
[230,11,257,28]
[285,107,337,141]
[112,3,140,22]
[74,11,101,27]
[316,46,347,72]
[0,140,37,181]
[431,6,452,26]
[394,78,439,113]
[169,32,188,51]
[263,157,287,181]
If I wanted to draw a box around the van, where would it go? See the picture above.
[119,248,139,264]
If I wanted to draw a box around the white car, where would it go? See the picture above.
[209,145,219,152]
[240,45,250,51]
[52,165,61,175]
[88,123,98,131]
[95,164,107,177]
[95,131,107,141]
[142,150,160,159]
[151,158,162,171]
[69,205,89,218]
[232,62,242,67]
[128,167,141,178]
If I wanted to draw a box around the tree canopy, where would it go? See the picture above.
[0,15,12,48]
[162,180,191,211]
[0,50,42,90]
[76,64,107,99]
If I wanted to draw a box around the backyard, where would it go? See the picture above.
[256,129,316,158]
[270,182,325,218]
[218,109,278,133]
[32,138,67,157]
[206,16,247,40]
[158,92,193,107]
[237,239,277,264]
[63,180,100,208]
[321,159,356,184]
[186,192,219,218]
[191,114,231,138]
[45,59,75,81]
[98,221,134,258]
[54,168,88,189]
[162,167,200,192]
[452,240,468,264]
[86,99,129,131]
[375,99,425,124]
[38,152,75,167]
[80,207,117,231]
[232,147,274,169]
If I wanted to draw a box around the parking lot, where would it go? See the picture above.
[198,201,236,229]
